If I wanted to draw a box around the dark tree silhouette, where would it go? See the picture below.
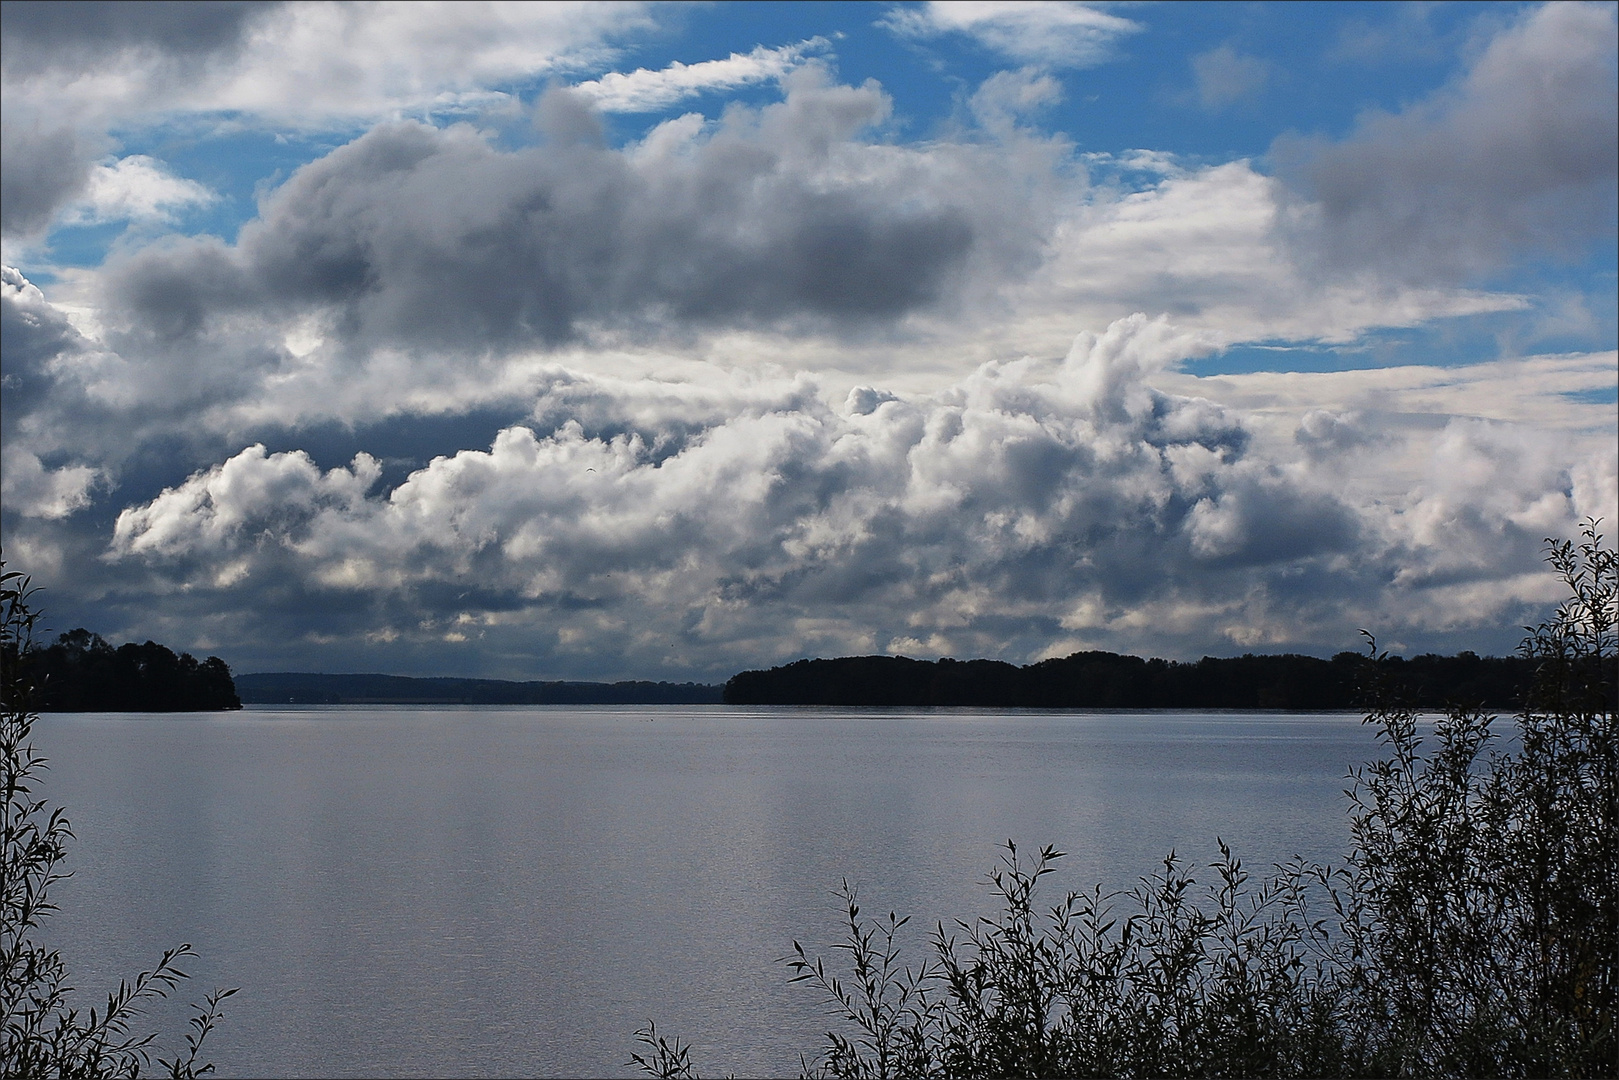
[725,649,1546,711]
[15,630,240,711]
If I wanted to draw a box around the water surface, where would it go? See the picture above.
[36,706,1379,1078]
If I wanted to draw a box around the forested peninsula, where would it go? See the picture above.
[724,649,1546,710]
[14,629,241,711]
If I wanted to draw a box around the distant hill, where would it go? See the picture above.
[15,629,241,711]
[236,671,724,705]
[724,650,1549,710]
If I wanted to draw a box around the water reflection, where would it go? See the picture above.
[37,706,1377,1078]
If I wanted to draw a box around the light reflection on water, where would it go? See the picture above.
[36,706,1380,1078]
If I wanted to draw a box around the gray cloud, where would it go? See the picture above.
[1276,1,1618,281]
[0,122,95,239]
[1293,409,1372,459]
[1191,45,1269,110]
[0,0,279,71]
[93,74,1047,358]
[0,1,274,240]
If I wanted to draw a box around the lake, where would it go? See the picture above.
[34,706,1384,1078]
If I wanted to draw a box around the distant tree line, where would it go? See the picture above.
[12,628,240,711]
[234,671,724,705]
[724,649,1556,710]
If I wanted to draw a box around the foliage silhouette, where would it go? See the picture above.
[638,521,1617,1079]
[15,629,240,712]
[726,647,1538,711]
[233,671,720,705]
[2,562,236,1078]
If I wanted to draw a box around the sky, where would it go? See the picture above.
[1,0,1615,682]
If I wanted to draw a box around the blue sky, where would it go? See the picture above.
[2,1,1615,680]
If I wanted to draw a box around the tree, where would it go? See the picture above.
[1,563,235,1079]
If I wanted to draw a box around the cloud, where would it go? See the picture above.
[1275,0,1618,281]
[92,315,1610,678]
[0,0,279,75]
[0,139,1550,509]
[0,1,662,242]
[113,443,381,561]
[1328,4,1457,66]
[880,1,1141,68]
[0,121,98,240]
[571,39,831,113]
[87,72,1050,365]
[0,265,100,439]
[968,67,1064,131]
[0,0,266,241]
[1191,45,1269,109]
[0,449,101,520]
[1162,351,1618,438]
[4,8,1612,680]
[18,90,1537,457]
[66,155,216,225]
[1007,159,1526,359]
[0,1,657,126]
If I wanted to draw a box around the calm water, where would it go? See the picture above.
[34,706,1381,1078]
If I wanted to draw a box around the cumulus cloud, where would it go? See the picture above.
[880,1,1141,68]
[968,67,1064,132]
[94,315,1610,678]
[571,39,831,113]
[1,265,102,441]
[113,443,381,561]
[1276,0,1618,280]
[96,316,1281,670]
[0,1,263,241]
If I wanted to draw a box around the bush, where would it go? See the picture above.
[2,564,235,1079]
[634,523,1616,1079]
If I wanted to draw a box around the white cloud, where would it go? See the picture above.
[113,444,381,558]
[880,1,1141,68]
[1159,351,1618,437]
[67,155,216,225]
[968,67,1064,130]
[571,39,831,113]
[22,130,1537,452]
[1002,160,1527,362]
[0,449,100,520]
